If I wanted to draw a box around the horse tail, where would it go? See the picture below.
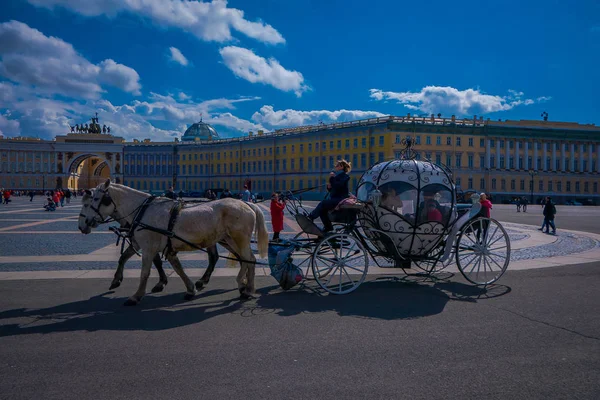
[247,202,269,258]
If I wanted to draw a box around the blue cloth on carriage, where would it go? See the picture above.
[268,241,303,290]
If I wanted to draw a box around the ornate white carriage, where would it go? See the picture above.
[276,141,511,295]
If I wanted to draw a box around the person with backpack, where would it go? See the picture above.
[541,196,557,235]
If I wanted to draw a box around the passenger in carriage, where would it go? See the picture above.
[418,189,444,224]
[308,159,352,233]
[381,187,404,213]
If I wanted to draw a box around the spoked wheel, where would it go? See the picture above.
[456,218,510,285]
[413,240,453,275]
[292,231,323,280]
[310,233,368,294]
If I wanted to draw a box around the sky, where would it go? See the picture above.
[0,0,599,141]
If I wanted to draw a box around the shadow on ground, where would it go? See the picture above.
[0,277,510,338]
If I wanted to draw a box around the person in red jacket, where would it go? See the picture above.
[477,192,493,243]
[270,192,286,242]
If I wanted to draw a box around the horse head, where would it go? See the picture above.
[78,179,114,234]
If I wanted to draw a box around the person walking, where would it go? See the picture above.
[542,197,557,235]
[65,189,72,204]
[270,192,286,242]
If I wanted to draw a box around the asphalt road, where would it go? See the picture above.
[1,264,599,400]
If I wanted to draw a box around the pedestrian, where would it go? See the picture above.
[65,189,72,204]
[220,188,233,199]
[241,185,251,202]
[164,186,176,199]
[541,197,557,235]
[522,197,528,212]
[29,190,35,202]
[477,192,493,243]
[270,192,286,242]
[2,189,11,204]
[516,197,521,212]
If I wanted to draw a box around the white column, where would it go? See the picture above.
[543,143,548,171]
[495,140,500,168]
[485,139,491,168]
[517,141,521,170]
[524,142,529,170]
[552,143,557,172]
[6,151,11,172]
[570,143,575,172]
[505,140,510,169]
[561,143,566,171]
[579,145,584,172]
[597,145,600,173]
[588,144,594,173]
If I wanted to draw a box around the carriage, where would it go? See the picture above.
[268,150,511,295]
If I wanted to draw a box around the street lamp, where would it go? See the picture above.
[528,169,538,204]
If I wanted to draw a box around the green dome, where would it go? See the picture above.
[182,121,219,141]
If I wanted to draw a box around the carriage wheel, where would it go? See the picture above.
[310,233,368,294]
[292,231,326,280]
[456,218,510,285]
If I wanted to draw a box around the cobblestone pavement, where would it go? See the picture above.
[0,196,599,274]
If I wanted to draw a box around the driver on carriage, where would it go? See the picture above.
[307,159,352,233]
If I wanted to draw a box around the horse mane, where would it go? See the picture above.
[107,183,152,197]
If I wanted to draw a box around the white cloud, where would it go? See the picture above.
[0,113,21,136]
[27,0,285,45]
[219,46,309,96]
[252,105,386,127]
[369,86,550,116]
[0,81,264,140]
[177,92,192,101]
[168,47,189,66]
[0,20,141,98]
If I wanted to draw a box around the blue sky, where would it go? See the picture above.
[0,0,598,141]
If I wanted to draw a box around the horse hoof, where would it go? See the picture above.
[151,284,165,293]
[195,281,204,290]
[109,281,121,290]
[183,293,195,301]
[123,298,138,306]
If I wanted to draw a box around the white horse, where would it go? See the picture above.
[79,189,169,293]
[78,179,269,305]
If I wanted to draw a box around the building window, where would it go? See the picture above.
[468,138,474,147]
[456,137,461,146]
[490,156,495,168]
[362,138,366,148]
[468,177,473,188]
[500,140,504,149]
[337,140,342,150]
[361,153,366,166]
[353,139,358,148]
[584,182,589,192]
[509,157,514,169]
[446,137,452,145]
[566,181,571,192]
[435,154,441,165]
[501,179,506,190]
[468,155,474,168]
[370,136,375,147]
[456,177,462,186]
[455,154,461,167]
[378,152,384,162]
[539,180,544,191]
[575,181,580,192]
[345,139,349,149]
[593,182,598,193]
[479,155,485,168]
[511,179,516,190]
[492,178,496,190]
[519,157,523,169]
[500,156,505,169]
[557,182,562,192]
[436,136,441,145]
[283,146,286,154]
[446,155,452,167]
[415,136,421,145]
[308,143,312,152]
[480,178,485,189]
[426,136,431,145]
[520,179,525,190]
[509,140,514,149]
[300,144,304,153]
[379,136,384,146]
[395,135,401,144]
[548,180,553,192]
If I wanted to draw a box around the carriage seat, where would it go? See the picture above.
[329,197,364,224]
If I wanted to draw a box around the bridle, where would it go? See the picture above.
[81,187,117,228]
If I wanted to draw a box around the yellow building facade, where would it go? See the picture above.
[2,115,600,204]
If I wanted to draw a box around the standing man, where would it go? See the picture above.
[477,192,493,243]
[164,186,176,199]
